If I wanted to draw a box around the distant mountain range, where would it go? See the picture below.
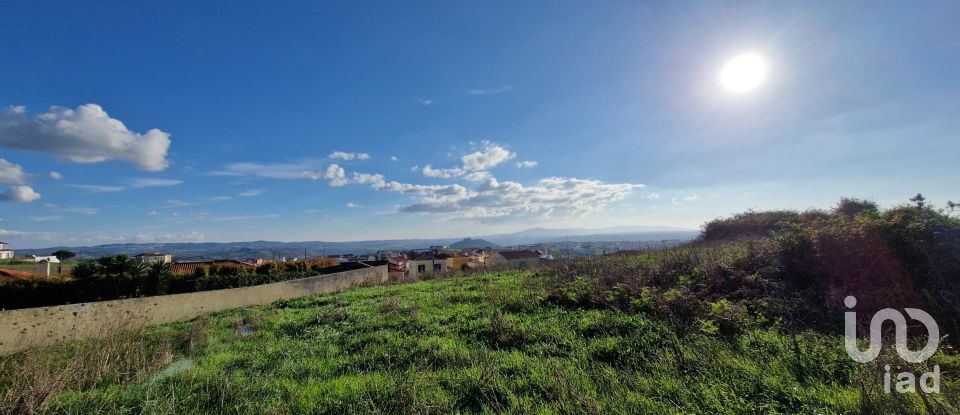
[19,226,698,260]
[448,238,500,249]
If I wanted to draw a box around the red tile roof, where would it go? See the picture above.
[0,268,35,281]
[170,260,253,275]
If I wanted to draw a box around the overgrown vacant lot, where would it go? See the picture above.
[4,199,960,414]
[2,270,956,414]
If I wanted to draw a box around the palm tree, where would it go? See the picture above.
[145,261,172,295]
[70,262,99,280]
[96,254,143,298]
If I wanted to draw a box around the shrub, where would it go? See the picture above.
[834,197,879,217]
[541,196,960,343]
[701,210,801,241]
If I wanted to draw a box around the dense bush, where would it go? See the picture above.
[542,196,960,341]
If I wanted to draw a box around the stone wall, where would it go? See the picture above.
[0,265,388,353]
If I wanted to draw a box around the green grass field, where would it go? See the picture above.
[4,270,956,414]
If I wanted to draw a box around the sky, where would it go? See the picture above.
[1,1,958,248]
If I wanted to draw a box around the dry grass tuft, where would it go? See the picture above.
[0,329,175,414]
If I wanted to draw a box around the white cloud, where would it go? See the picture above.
[128,178,182,188]
[390,155,399,162]
[64,207,99,215]
[214,161,322,179]
[49,171,63,180]
[0,228,57,244]
[346,202,363,208]
[351,173,386,186]
[422,165,465,179]
[42,204,99,215]
[417,98,433,106]
[66,184,124,193]
[467,85,515,95]
[397,177,642,219]
[237,189,265,197]
[216,160,350,187]
[461,141,515,171]
[304,164,348,186]
[0,229,30,236]
[0,104,172,171]
[463,171,492,182]
[147,210,159,216]
[420,141,515,180]
[1,185,41,203]
[0,159,27,184]
[329,151,370,161]
[160,196,230,209]
[516,160,538,168]
[29,215,63,222]
[326,164,348,186]
[671,194,700,205]
[346,166,643,220]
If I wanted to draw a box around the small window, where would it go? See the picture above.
[433,263,442,272]
[418,264,426,273]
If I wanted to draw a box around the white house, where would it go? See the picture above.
[487,250,541,268]
[407,251,449,279]
[136,253,173,264]
[0,242,13,260]
[25,254,60,263]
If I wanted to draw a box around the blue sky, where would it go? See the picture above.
[1,1,958,248]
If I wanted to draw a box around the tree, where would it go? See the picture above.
[96,254,143,298]
[910,193,927,209]
[51,250,75,274]
[52,250,75,262]
[70,262,99,280]
[144,262,172,295]
[835,198,879,217]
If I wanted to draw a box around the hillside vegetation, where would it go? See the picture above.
[1,197,958,414]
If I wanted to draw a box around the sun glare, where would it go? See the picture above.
[719,53,767,94]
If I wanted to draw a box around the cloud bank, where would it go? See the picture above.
[350,172,642,220]
[214,143,643,221]
[0,104,172,171]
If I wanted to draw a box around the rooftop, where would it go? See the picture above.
[411,252,453,261]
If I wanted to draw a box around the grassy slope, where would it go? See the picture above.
[23,271,901,414]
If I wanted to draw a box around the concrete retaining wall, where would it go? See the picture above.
[0,265,388,353]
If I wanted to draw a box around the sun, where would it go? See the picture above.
[719,53,767,94]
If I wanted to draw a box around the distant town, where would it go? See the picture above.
[0,236,690,282]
